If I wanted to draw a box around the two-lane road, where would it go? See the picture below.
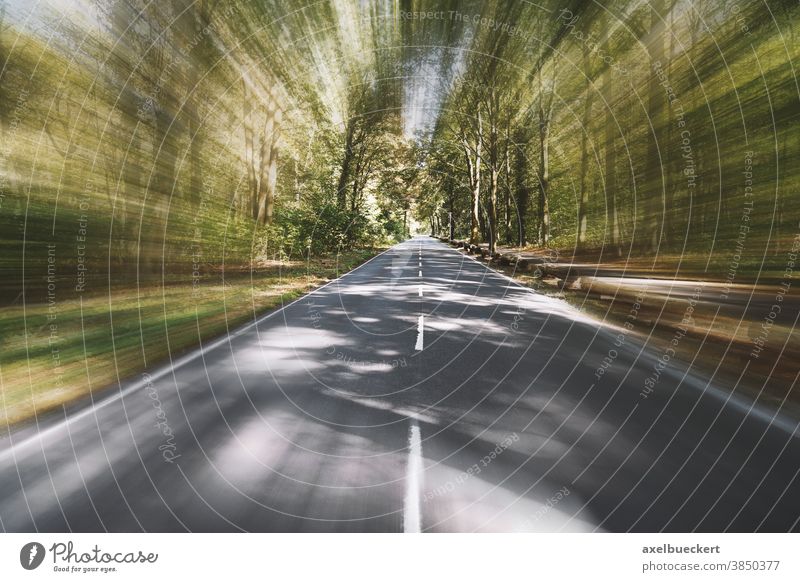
[1,237,798,532]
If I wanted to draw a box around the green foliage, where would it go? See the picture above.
[4,0,798,311]
[0,1,411,306]
[412,0,800,276]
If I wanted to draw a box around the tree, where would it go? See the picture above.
[453,101,483,245]
[256,101,282,225]
[642,0,669,252]
[577,42,596,248]
[602,64,621,256]
[511,125,532,246]
[535,59,558,246]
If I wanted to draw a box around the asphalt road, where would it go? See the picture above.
[1,237,799,532]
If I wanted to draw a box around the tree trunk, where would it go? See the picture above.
[185,4,209,212]
[577,49,593,248]
[448,197,455,240]
[256,101,279,225]
[488,152,498,254]
[517,185,528,247]
[264,108,282,224]
[469,180,481,243]
[603,68,621,256]
[337,122,355,209]
[512,128,529,247]
[242,78,258,220]
[350,148,364,212]
[664,7,676,248]
[187,86,202,210]
[465,157,482,243]
[538,121,550,245]
[643,0,667,252]
[503,131,512,245]
[488,169,498,254]
[148,98,177,273]
[467,111,482,244]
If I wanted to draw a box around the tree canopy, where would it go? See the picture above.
[2,0,799,303]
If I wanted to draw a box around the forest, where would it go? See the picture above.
[416,1,799,275]
[1,0,799,424]
[3,1,799,295]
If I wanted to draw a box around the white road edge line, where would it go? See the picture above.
[403,421,423,533]
[415,315,424,351]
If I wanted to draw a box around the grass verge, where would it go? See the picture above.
[459,246,800,414]
[0,249,380,429]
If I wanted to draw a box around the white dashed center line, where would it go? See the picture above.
[403,421,423,533]
[416,244,424,348]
